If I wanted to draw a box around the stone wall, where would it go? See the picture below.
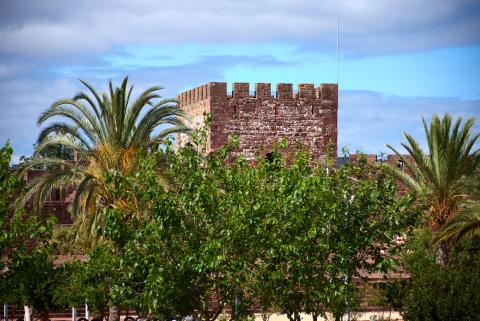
[24,169,73,224]
[176,81,338,161]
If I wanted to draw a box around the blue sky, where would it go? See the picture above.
[1,0,479,163]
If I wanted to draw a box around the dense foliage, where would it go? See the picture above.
[378,229,480,321]
[0,142,57,320]
[72,127,420,321]
[54,243,122,318]
[3,81,478,321]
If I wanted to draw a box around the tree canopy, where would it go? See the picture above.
[17,77,190,248]
[0,142,58,320]
[73,128,420,321]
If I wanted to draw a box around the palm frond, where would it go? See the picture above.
[17,157,73,177]
[37,103,100,145]
[78,79,108,116]
[70,175,97,218]
[23,76,192,247]
[150,125,192,147]
[16,163,81,212]
[35,133,90,158]
[37,122,93,151]
[434,201,480,245]
[132,106,189,146]
[387,113,480,227]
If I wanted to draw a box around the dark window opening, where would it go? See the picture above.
[398,160,404,170]
[266,152,275,163]
[265,151,282,170]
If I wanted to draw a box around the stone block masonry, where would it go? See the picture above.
[176,82,338,161]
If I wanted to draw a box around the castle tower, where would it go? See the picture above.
[176,82,338,161]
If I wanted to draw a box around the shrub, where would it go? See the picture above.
[398,230,480,321]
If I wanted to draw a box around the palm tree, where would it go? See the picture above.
[434,201,480,246]
[17,77,190,320]
[20,76,190,234]
[387,113,480,264]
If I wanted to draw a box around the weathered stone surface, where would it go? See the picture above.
[176,82,338,161]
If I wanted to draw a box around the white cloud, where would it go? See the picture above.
[0,0,478,56]
[0,0,478,158]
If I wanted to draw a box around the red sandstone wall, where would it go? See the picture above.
[176,83,211,147]
[24,169,73,224]
[177,82,338,161]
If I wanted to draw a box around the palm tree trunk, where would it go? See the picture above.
[24,306,32,321]
[436,240,449,267]
[108,305,119,321]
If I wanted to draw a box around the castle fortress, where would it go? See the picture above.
[176,82,338,160]
[12,82,411,320]
[25,81,413,224]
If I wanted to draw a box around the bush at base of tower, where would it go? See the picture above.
[93,126,421,321]
[402,229,480,321]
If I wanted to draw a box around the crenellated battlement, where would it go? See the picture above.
[176,81,338,161]
[176,82,338,105]
[176,83,209,105]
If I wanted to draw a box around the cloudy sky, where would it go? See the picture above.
[1,0,479,163]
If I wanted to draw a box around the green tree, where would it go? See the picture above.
[17,77,190,321]
[54,244,123,319]
[100,129,419,321]
[250,154,419,321]
[434,200,480,246]
[387,113,480,264]
[400,229,480,321]
[0,142,57,321]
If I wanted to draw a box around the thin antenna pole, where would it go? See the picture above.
[336,15,340,85]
